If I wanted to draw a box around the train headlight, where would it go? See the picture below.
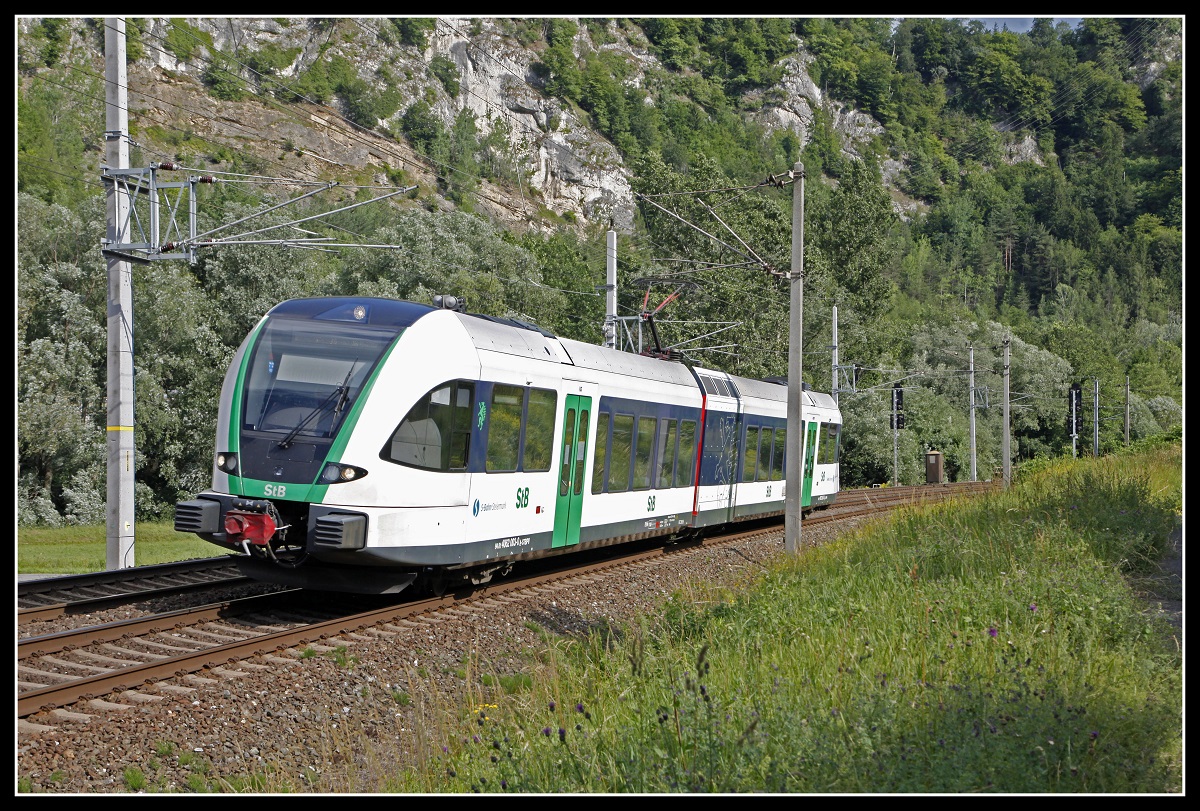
[215,452,239,475]
[319,463,367,484]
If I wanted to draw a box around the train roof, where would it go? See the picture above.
[264,298,837,408]
[453,310,569,363]
[556,336,699,388]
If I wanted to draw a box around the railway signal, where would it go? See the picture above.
[1069,383,1083,435]
[891,383,905,429]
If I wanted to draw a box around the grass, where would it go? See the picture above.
[385,441,1183,793]
[18,521,219,574]
[17,439,1183,793]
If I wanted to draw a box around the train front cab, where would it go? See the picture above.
[804,390,842,509]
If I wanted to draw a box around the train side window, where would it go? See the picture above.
[559,408,576,497]
[656,419,677,489]
[524,388,557,472]
[592,412,610,493]
[770,427,785,481]
[608,414,633,492]
[573,409,589,496]
[676,419,697,487]
[382,380,474,471]
[757,428,772,481]
[818,422,841,464]
[633,416,655,490]
[742,426,759,482]
[485,384,524,472]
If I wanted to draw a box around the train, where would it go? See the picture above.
[174,296,842,594]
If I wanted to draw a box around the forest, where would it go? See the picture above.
[16,17,1183,525]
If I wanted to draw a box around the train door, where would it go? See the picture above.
[801,420,818,508]
[694,372,740,526]
[553,389,593,548]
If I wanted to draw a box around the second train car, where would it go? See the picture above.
[175,296,842,594]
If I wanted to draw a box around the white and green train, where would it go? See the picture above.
[175,296,842,594]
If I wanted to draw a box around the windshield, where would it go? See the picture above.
[242,317,400,440]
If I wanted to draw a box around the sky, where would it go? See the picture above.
[968,17,1083,33]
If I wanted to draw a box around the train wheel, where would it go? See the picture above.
[423,570,449,598]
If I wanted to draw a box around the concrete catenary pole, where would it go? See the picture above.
[1125,375,1131,446]
[831,305,838,405]
[785,162,804,555]
[968,346,977,481]
[1002,337,1011,488]
[604,230,617,349]
[892,386,899,486]
[104,18,135,569]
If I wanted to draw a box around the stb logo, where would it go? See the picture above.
[472,499,480,517]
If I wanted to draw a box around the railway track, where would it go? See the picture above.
[17,481,996,723]
[17,557,253,625]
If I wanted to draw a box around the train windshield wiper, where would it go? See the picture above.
[277,364,356,449]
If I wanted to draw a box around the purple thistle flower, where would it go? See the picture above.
[558,727,567,741]
[576,703,584,713]
[1090,730,1100,740]
[548,701,556,711]
[1029,603,1037,612]
[542,727,551,736]
[988,626,999,638]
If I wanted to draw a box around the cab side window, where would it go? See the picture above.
[382,381,474,470]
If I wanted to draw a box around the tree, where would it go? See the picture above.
[806,158,897,322]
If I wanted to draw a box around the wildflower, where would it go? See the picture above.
[988,626,998,638]
[548,701,556,711]
[472,735,480,744]
[1090,731,1100,740]
[501,780,508,789]
[542,727,551,736]
[558,727,567,741]
[1029,603,1037,612]
[576,703,585,713]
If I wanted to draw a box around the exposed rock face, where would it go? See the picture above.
[21,16,1086,232]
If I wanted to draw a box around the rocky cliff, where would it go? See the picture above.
[21,17,901,235]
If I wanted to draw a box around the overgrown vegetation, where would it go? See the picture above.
[15,17,1182,525]
[380,443,1183,793]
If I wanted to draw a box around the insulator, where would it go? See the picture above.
[158,162,179,170]
[198,176,215,184]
